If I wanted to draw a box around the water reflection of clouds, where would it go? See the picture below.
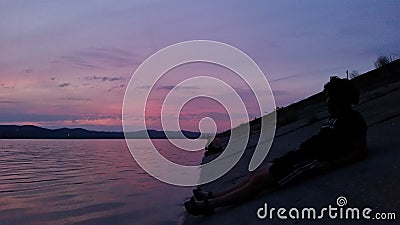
[0,140,195,224]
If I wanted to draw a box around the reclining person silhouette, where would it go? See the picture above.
[185,76,367,216]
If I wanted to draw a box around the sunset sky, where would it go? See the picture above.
[1,0,399,132]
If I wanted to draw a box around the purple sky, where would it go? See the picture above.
[0,0,399,132]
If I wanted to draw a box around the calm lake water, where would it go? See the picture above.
[0,139,205,225]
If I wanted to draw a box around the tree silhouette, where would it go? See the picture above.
[349,70,359,79]
[374,56,393,68]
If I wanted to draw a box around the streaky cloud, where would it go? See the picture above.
[157,85,200,91]
[58,83,70,88]
[59,97,91,101]
[86,75,125,82]
[0,100,19,104]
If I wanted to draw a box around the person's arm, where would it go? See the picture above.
[320,137,367,169]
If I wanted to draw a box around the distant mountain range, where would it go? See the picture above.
[0,125,204,139]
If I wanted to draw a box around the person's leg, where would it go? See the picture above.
[207,164,277,208]
[211,163,273,198]
[194,163,273,199]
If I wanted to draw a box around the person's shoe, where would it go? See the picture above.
[193,187,214,201]
[184,197,214,216]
